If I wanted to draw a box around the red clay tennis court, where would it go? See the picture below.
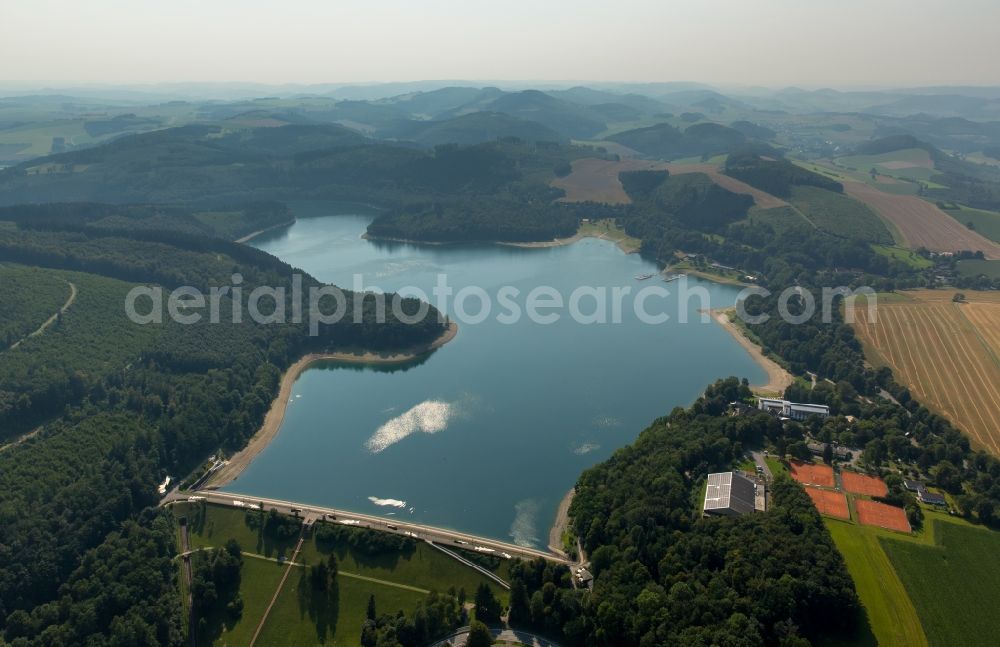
[841,471,888,497]
[855,499,911,532]
[788,461,836,488]
[804,486,849,519]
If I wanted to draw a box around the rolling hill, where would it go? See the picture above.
[384,111,565,146]
[607,122,747,159]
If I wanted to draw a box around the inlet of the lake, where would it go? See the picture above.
[222,207,765,548]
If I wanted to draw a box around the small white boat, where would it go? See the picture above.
[635,273,654,281]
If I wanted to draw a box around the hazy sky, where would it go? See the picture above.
[2,0,998,87]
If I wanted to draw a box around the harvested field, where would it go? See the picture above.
[963,302,1000,358]
[844,182,1000,259]
[666,163,788,209]
[856,499,911,533]
[788,460,836,488]
[805,486,850,519]
[853,291,1000,455]
[842,472,889,497]
[552,158,668,204]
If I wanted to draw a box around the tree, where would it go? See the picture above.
[788,441,811,462]
[508,580,530,626]
[906,503,924,530]
[466,620,493,647]
[953,292,967,303]
[822,443,834,465]
[473,582,501,625]
[934,460,962,493]
[366,594,377,622]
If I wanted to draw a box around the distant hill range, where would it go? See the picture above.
[384,112,566,146]
[606,122,749,159]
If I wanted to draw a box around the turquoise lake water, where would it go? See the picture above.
[223,209,765,548]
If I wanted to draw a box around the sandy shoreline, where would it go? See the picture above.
[709,308,793,395]
[364,230,639,255]
[547,487,575,556]
[234,219,296,244]
[205,321,459,488]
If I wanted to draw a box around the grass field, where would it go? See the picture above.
[940,205,1000,243]
[957,259,1000,279]
[852,290,1000,454]
[201,555,286,646]
[765,457,789,477]
[174,503,507,646]
[788,185,894,244]
[872,244,934,269]
[577,218,642,253]
[254,562,426,646]
[825,519,927,647]
[881,520,1000,647]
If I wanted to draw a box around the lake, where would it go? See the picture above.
[222,208,765,548]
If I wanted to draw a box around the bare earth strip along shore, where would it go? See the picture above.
[207,321,459,487]
[709,308,793,395]
[547,488,575,556]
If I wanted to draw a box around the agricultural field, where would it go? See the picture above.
[550,157,668,204]
[835,148,938,184]
[939,204,1000,243]
[957,258,1000,279]
[882,520,1000,647]
[843,181,1000,258]
[175,503,506,646]
[788,185,894,243]
[825,519,926,647]
[852,290,1000,455]
[668,162,788,209]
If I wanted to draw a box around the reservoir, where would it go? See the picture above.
[223,209,765,548]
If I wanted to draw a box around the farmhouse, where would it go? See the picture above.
[903,479,925,492]
[703,471,757,517]
[757,397,830,421]
[917,490,947,506]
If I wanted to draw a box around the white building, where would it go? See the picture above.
[757,398,830,421]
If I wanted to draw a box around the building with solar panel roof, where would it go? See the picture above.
[703,471,757,517]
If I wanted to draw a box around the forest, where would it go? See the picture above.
[0,207,445,645]
[3,120,1000,646]
[464,379,862,646]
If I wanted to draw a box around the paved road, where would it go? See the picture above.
[164,489,571,566]
[751,451,772,480]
